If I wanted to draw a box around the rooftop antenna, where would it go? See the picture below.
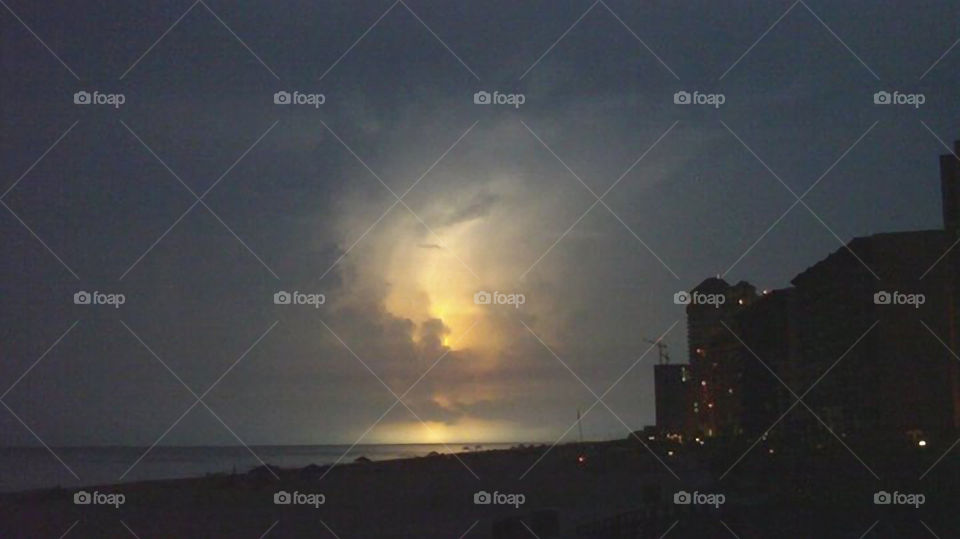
[644,338,670,365]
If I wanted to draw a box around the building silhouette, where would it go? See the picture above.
[685,279,757,439]
[658,141,960,448]
[653,363,689,439]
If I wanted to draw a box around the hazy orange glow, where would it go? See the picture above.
[382,221,494,353]
[344,182,540,443]
[367,417,549,445]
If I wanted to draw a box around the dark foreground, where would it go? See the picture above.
[0,440,957,538]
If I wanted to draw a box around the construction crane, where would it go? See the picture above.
[644,338,670,365]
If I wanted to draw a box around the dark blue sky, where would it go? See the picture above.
[2,0,959,452]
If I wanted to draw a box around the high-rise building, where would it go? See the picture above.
[656,140,960,448]
[653,363,690,439]
[685,278,758,438]
[790,235,960,444]
[735,288,797,439]
[784,141,960,445]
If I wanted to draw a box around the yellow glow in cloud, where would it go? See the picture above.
[338,177,547,443]
[368,417,536,445]
[381,219,494,353]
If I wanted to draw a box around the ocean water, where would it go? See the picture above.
[0,444,517,493]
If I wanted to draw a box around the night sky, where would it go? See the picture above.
[2,0,959,446]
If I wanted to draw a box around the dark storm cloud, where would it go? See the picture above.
[1,0,959,450]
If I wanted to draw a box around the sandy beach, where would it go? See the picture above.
[3,440,955,538]
[0,442,689,538]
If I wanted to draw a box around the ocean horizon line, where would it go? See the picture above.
[0,441,563,450]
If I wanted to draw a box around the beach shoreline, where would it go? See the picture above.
[3,439,958,537]
[0,440,681,538]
